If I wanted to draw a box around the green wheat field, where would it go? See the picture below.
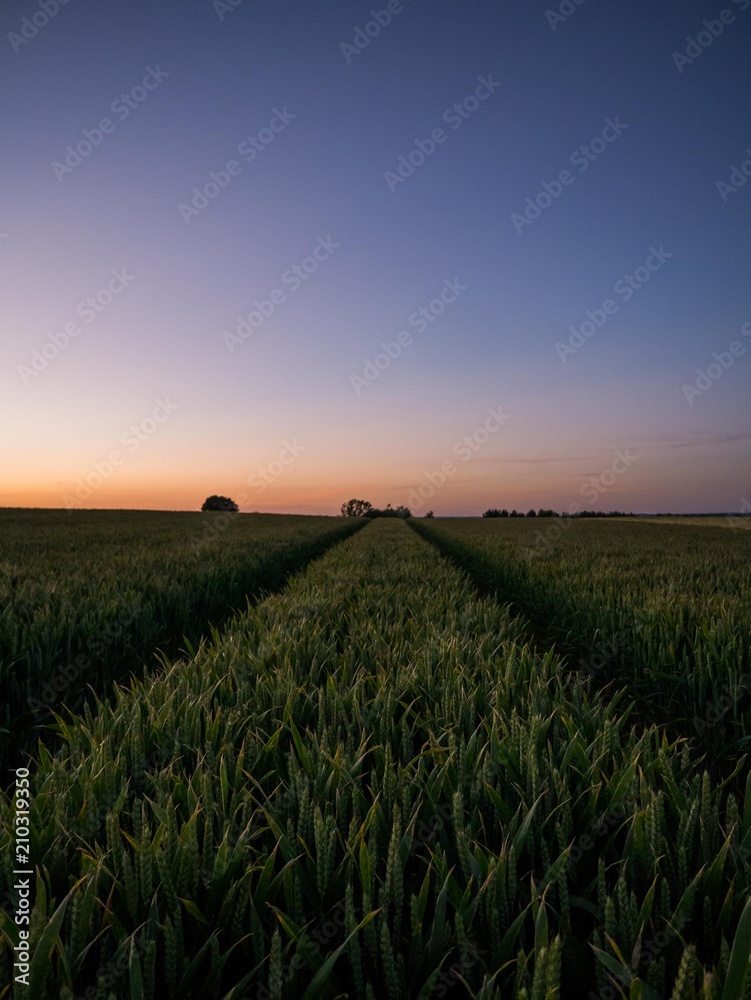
[1,510,750,1000]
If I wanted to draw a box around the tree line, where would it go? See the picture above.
[482,508,632,518]
[201,497,631,519]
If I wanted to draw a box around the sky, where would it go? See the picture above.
[1,0,749,515]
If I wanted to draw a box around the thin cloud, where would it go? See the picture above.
[637,433,751,451]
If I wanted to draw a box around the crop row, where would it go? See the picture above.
[1,519,749,998]
[410,517,751,768]
[0,510,362,764]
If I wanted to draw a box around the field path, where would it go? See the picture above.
[1,518,749,999]
[1,511,364,767]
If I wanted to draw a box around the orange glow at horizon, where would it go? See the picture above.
[3,431,749,516]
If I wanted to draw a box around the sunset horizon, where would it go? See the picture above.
[3,0,749,517]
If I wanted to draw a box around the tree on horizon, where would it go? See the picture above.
[201,495,239,512]
[340,499,373,517]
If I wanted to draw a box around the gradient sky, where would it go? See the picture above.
[2,0,749,514]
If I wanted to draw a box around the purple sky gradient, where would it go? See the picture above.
[1,0,749,514]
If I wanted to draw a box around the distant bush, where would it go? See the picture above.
[363,504,412,519]
[573,510,632,518]
[480,507,631,519]
[201,495,239,512]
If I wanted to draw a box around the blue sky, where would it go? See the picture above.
[1,0,749,513]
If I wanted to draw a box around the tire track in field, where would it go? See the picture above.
[407,519,698,757]
[10,518,368,767]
